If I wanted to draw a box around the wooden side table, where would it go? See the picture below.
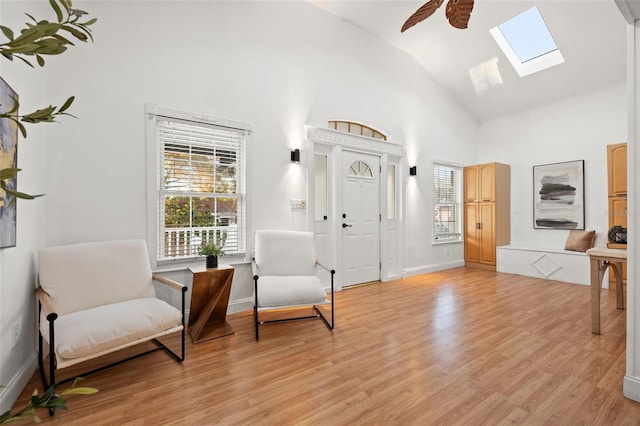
[188,264,235,343]
[586,247,627,334]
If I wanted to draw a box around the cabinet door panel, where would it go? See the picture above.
[607,143,627,196]
[479,203,496,264]
[464,204,480,262]
[479,164,496,202]
[464,166,479,202]
[608,197,627,229]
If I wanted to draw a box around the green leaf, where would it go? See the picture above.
[82,18,97,26]
[51,33,74,46]
[0,25,14,40]
[24,106,56,119]
[42,23,62,37]
[61,25,87,42]
[11,26,45,45]
[50,0,64,23]
[59,96,74,113]
[2,187,43,200]
[6,42,40,53]
[14,55,34,68]
[24,13,37,24]
[0,168,21,180]
[17,121,27,138]
[62,387,98,395]
[5,96,19,114]
[0,414,24,423]
[36,54,45,66]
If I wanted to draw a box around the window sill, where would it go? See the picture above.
[155,254,249,273]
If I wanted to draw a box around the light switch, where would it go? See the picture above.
[291,199,306,209]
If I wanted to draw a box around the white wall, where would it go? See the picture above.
[0,0,49,413]
[41,3,477,279]
[477,85,627,248]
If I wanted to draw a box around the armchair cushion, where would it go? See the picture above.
[254,230,317,276]
[40,297,181,361]
[39,240,156,316]
[256,275,328,308]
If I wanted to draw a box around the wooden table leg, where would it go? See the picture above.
[611,261,624,310]
[591,258,602,334]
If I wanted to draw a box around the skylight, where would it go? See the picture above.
[489,6,564,77]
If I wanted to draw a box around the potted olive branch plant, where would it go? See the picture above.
[199,240,225,269]
[0,0,96,200]
[0,0,98,421]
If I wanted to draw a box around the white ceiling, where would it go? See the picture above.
[309,0,628,124]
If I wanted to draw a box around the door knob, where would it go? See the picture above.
[342,223,352,228]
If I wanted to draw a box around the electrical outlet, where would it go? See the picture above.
[11,321,20,348]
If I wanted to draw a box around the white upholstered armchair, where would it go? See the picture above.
[252,230,335,340]
[37,239,186,387]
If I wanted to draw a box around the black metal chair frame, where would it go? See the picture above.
[252,262,335,340]
[37,283,187,389]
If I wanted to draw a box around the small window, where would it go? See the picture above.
[147,106,250,262]
[433,162,462,243]
[387,165,396,220]
[348,160,374,178]
[315,154,328,221]
[489,6,564,77]
[328,120,387,140]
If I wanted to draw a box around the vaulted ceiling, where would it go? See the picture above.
[309,0,627,124]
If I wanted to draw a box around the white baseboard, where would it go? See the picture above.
[0,352,38,414]
[402,260,466,278]
[624,374,640,402]
[227,297,253,314]
[382,273,402,282]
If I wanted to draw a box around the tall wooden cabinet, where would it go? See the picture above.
[607,143,627,282]
[464,162,510,269]
[607,142,627,235]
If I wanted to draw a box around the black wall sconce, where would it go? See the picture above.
[409,166,417,176]
[290,148,300,163]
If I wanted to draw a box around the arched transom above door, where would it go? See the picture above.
[328,120,387,141]
[347,160,374,178]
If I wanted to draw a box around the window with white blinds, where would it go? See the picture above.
[154,114,248,261]
[433,162,462,242]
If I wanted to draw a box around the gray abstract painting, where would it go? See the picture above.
[533,160,585,230]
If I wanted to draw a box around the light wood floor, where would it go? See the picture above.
[13,267,640,424]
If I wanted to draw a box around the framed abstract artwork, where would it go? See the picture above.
[0,77,18,248]
[533,160,585,230]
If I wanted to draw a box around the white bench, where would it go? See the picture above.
[496,245,593,286]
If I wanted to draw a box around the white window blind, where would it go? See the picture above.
[433,162,462,242]
[156,116,248,260]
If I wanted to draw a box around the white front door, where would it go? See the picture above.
[342,151,380,286]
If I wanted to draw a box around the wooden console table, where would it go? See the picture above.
[188,265,235,343]
[586,247,627,334]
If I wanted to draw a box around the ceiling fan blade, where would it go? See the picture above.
[445,0,474,29]
[401,0,445,32]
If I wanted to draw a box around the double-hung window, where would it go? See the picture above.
[433,162,462,243]
[147,105,251,263]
